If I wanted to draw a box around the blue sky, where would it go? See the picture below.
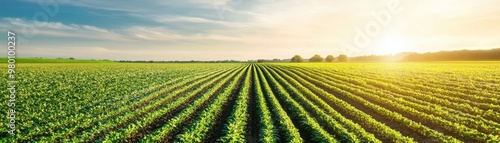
[1,0,500,60]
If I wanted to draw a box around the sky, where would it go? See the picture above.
[1,0,499,61]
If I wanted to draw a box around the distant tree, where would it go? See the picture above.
[69,57,75,60]
[291,55,304,62]
[325,55,334,62]
[338,54,348,62]
[309,54,323,62]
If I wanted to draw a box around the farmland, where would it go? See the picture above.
[1,62,499,142]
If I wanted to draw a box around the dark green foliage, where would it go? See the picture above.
[338,54,348,62]
[291,55,304,62]
[309,54,323,62]
[325,55,334,62]
[402,48,500,61]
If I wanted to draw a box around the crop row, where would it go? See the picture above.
[3,62,498,143]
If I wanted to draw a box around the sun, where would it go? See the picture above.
[373,34,411,55]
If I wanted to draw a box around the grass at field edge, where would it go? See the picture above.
[0,57,114,63]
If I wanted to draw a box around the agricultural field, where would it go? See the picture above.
[1,62,499,142]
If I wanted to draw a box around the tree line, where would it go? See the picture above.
[290,54,348,62]
[401,48,500,61]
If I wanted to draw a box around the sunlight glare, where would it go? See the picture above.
[373,35,411,55]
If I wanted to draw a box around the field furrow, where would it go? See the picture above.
[3,62,499,143]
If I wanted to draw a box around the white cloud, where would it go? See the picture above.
[81,25,110,33]
[6,0,500,60]
[1,18,127,41]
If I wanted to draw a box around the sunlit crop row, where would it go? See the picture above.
[1,62,498,142]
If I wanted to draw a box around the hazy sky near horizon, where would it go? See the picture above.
[1,0,499,60]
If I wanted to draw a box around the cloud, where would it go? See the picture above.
[81,25,110,33]
[153,15,224,25]
[5,0,500,60]
[0,18,127,41]
[0,17,246,43]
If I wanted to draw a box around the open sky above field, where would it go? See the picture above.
[1,0,500,60]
